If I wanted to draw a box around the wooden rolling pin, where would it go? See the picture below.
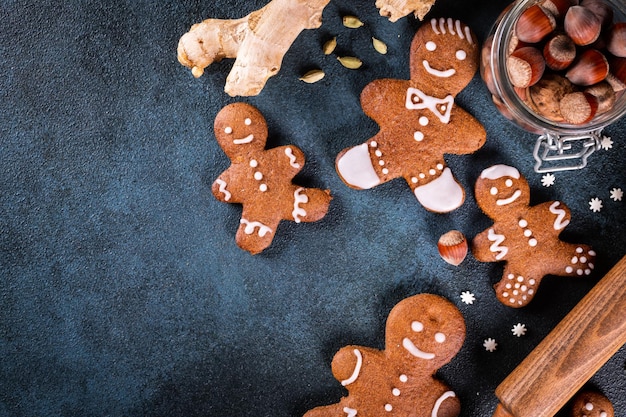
[493,254,626,417]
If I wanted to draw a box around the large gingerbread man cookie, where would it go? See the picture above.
[212,103,332,254]
[336,18,486,213]
[304,294,465,417]
[472,165,596,308]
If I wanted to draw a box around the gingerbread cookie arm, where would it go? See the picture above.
[288,186,332,223]
[471,227,510,263]
[446,109,487,155]
[212,169,242,204]
[431,388,461,417]
[545,242,596,278]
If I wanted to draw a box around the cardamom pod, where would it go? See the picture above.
[342,15,364,29]
[372,37,388,55]
[337,56,362,69]
[299,69,325,83]
[323,37,337,55]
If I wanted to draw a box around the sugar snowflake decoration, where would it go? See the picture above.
[511,323,527,337]
[483,338,498,352]
[610,188,623,202]
[589,197,603,212]
[541,173,555,187]
[460,291,476,305]
[600,136,613,150]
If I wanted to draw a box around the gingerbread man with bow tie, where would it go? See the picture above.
[336,18,486,213]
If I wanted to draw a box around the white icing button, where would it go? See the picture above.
[503,292,509,297]
[379,160,385,166]
[250,159,258,168]
[521,285,527,291]
[566,266,573,273]
[375,150,383,157]
[513,290,519,296]
[519,219,528,228]
[589,263,594,269]
[580,256,587,263]
[529,279,536,285]
[429,169,436,175]
[419,173,426,179]
[435,333,446,343]
[411,177,418,183]
[382,168,389,175]
[414,131,424,141]
[456,49,467,60]
[506,284,512,289]
[399,375,408,383]
[426,41,437,51]
[419,116,429,126]
[411,321,424,332]
[528,238,537,247]
[259,184,268,192]
[385,404,393,412]
[508,274,515,279]
[577,269,584,275]
[370,141,378,147]
[589,250,596,256]
[576,247,584,253]
[491,187,498,195]
[524,229,532,237]
[392,388,401,396]
[515,283,521,289]
[585,269,591,275]
[572,256,578,264]
[585,403,593,411]
[528,289,534,295]
[517,276,524,282]
[254,172,263,180]
[225,126,233,134]
[244,118,252,125]
[437,163,444,170]
[510,298,516,304]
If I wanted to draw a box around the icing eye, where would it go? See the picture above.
[490,187,498,195]
[426,41,437,51]
[455,50,467,60]
[224,126,233,134]
[411,321,424,332]
[244,118,252,126]
[505,179,513,187]
[435,333,446,343]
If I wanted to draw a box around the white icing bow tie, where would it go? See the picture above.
[405,87,454,124]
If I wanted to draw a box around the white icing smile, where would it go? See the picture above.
[402,337,435,360]
[422,60,456,78]
[233,134,254,145]
[496,190,522,206]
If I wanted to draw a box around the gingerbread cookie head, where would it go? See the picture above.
[570,391,614,417]
[410,18,480,96]
[475,165,531,217]
[386,293,466,371]
[214,102,268,160]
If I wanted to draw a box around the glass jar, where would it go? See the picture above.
[481,0,626,172]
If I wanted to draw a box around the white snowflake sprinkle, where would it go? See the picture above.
[460,291,476,305]
[600,136,613,150]
[610,188,623,202]
[541,173,555,187]
[483,338,498,352]
[511,323,527,337]
[589,197,603,212]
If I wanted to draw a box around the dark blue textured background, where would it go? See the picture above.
[1,1,624,416]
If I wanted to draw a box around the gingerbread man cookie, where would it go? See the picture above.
[570,390,614,417]
[336,18,486,213]
[304,294,465,417]
[212,103,332,254]
[472,164,596,308]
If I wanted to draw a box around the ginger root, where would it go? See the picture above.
[177,0,331,97]
[375,0,437,22]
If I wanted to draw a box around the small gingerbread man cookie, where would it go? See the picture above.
[570,390,614,417]
[472,165,596,308]
[336,18,486,213]
[304,294,465,417]
[212,103,332,254]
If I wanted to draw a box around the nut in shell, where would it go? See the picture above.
[438,230,468,266]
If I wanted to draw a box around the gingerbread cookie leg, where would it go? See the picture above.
[235,211,280,255]
[336,143,382,190]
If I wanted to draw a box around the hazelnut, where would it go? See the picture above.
[559,91,599,124]
[564,5,602,46]
[607,23,626,58]
[529,73,576,122]
[580,0,614,27]
[437,230,468,266]
[543,33,577,70]
[542,0,577,18]
[607,56,626,91]
[566,49,609,86]
[585,81,617,113]
[516,5,557,43]
[508,47,547,88]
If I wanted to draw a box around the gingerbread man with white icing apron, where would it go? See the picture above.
[336,18,486,212]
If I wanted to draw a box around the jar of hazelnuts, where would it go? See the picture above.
[482,0,626,172]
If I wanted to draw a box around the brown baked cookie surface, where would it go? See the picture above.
[304,293,465,417]
[471,164,595,308]
[212,103,331,254]
[570,390,614,417]
[335,18,486,213]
